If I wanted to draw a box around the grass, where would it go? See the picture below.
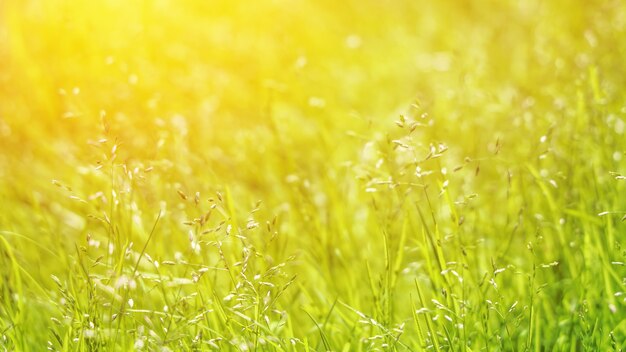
[1,0,626,350]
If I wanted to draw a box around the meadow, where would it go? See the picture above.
[1,0,626,350]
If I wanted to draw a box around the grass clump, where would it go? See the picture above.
[2,0,626,350]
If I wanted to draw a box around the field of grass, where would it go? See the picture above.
[2,0,626,350]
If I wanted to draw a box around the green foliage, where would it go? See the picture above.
[1,0,626,350]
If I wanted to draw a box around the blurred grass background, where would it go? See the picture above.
[1,0,626,350]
